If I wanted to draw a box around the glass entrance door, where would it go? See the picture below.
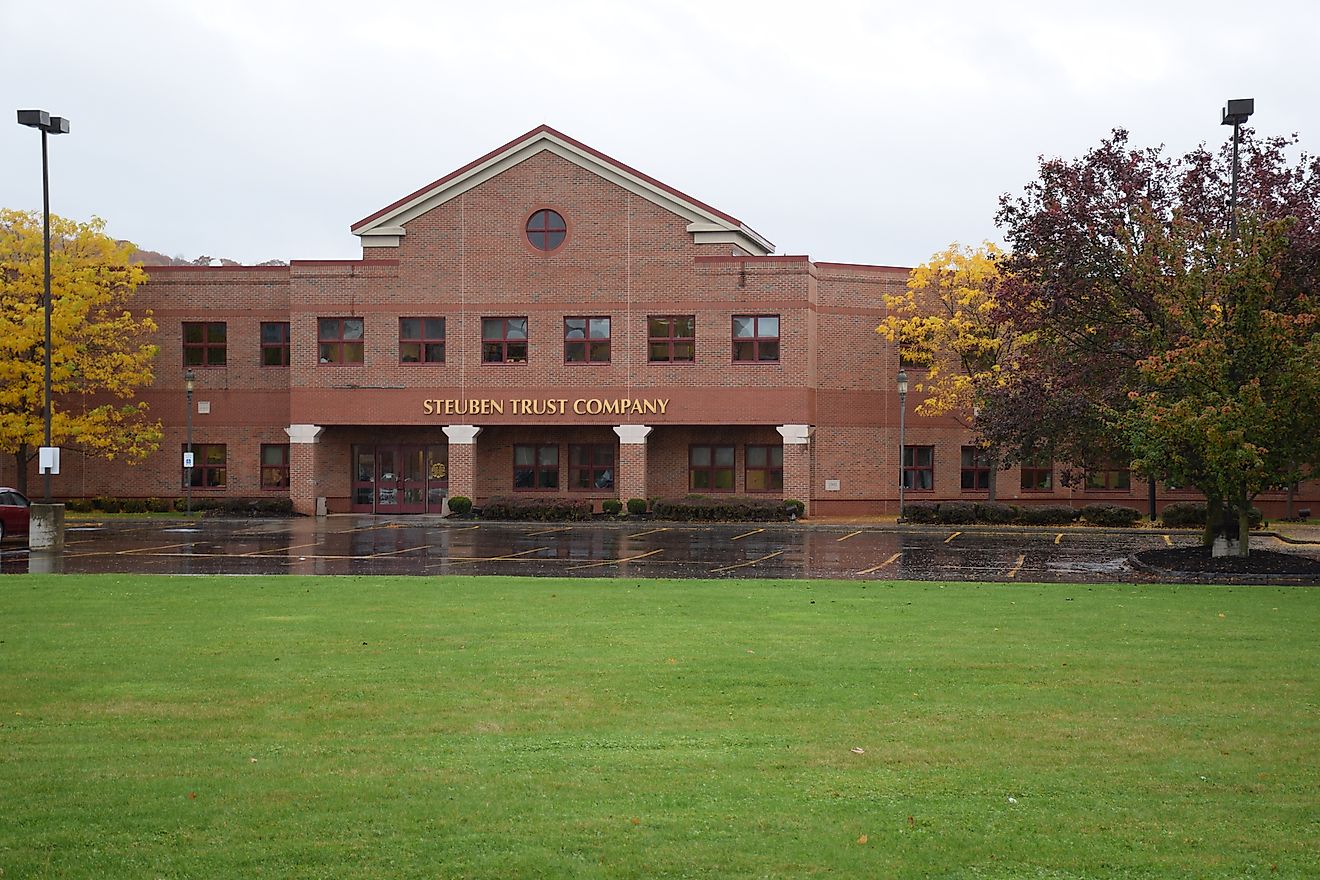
[351,443,447,513]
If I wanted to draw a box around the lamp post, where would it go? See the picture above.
[185,369,195,515]
[1220,98,1254,240]
[16,110,70,503]
[897,369,908,520]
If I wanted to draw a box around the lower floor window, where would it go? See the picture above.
[690,445,735,491]
[514,444,559,490]
[185,444,226,488]
[960,446,990,491]
[1021,454,1053,491]
[569,444,614,490]
[261,444,290,489]
[1086,463,1131,491]
[902,445,934,491]
[745,445,783,492]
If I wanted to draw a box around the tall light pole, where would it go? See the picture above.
[1221,98,1254,240]
[185,369,195,515]
[897,369,908,520]
[16,110,70,503]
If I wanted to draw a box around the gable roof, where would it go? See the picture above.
[350,125,773,255]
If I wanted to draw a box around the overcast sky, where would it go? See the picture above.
[3,0,1316,267]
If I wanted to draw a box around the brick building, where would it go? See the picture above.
[10,125,1314,517]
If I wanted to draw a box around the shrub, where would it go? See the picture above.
[1015,505,1079,525]
[1081,503,1142,527]
[1161,501,1207,527]
[974,501,1018,524]
[601,499,623,516]
[782,499,806,519]
[480,496,593,521]
[901,501,940,523]
[145,497,172,513]
[626,498,649,516]
[447,496,473,516]
[93,496,122,513]
[65,498,95,513]
[121,498,148,514]
[936,501,977,524]
[652,495,793,522]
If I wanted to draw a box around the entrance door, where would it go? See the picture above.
[351,444,448,513]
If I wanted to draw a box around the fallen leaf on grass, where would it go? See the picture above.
[630,817,641,826]
[857,835,868,845]
[850,747,865,755]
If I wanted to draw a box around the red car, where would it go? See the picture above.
[0,488,31,543]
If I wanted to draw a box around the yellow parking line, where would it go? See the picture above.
[567,549,663,571]
[448,524,480,531]
[241,540,322,557]
[117,542,196,555]
[1006,554,1026,578]
[1055,533,1064,544]
[837,530,863,542]
[366,545,429,558]
[730,528,764,542]
[527,526,572,536]
[448,546,550,564]
[858,552,902,575]
[944,531,961,543]
[1163,534,1173,546]
[627,527,670,538]
[710,549,783,573]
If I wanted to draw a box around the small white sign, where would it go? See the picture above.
[183,452,195,468]
[197,401,211,414]
[38,446,61,475]
[824,479,840,491]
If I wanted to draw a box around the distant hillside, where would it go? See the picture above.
[124,244,287,267]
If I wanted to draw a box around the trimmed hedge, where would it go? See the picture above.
[601,499,623,516]
[1160,501,1264,529]
[935,500,976,524]
[974,501,1017,524]
[447,496,473,516]
[652,495,796,522]
[626,498,649,516]
[783,499,806,519]
[172,497,294,516]
[65,498,95,513]
[480,496,593,521]
[902,501,940,523]
[1016,505,1080,525]
[1081,503,1142,527]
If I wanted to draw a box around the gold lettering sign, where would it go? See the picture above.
[422,398,668,417]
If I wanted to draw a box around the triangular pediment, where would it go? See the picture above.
[350,125,773,255]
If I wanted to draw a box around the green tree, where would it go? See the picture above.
[0,210,161,495]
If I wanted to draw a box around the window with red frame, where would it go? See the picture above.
[690,445,735,492]
[648,315,695,362]
[482,317,528,363]
[745,445,783,492]
[1020,453,1053,491]
[400,317,445,363]
[526,209,566,251]
[732,315,779,362]
[260,322,289,366]
[569,444,614,490]
[564,317,611,363]
[183,322,226,367]
[318,318,364,364]
[902,445,934,491]
[514,444,558,490]
[1085,462,1131,491]
[960,446,990,491]
[183,444,226,488]
[261,444,290,489]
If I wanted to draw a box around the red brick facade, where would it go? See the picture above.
[7,126,1315,517]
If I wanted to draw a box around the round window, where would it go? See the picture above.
[526,209,566,252]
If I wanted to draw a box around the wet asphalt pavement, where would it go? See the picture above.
[2,516,1293,583]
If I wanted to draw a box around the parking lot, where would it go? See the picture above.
[0,516,1265,582]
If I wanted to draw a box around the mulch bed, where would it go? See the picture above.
[1135,546,1320,581]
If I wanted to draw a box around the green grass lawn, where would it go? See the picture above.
[2,575,1316,879]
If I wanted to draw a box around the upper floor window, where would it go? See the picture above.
[526,209,566,252]
[564,317,611,363]
[648,315,695,362]
[318,318,364,364]
[260,322,290,366]
[183,322,226,367]
[482,317,528,363]
[732,315,779,363]
[400,317,446,364]
[960,446,990,491]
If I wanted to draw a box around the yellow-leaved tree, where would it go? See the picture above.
[876,242,1030,500]
[0,209,161,495]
